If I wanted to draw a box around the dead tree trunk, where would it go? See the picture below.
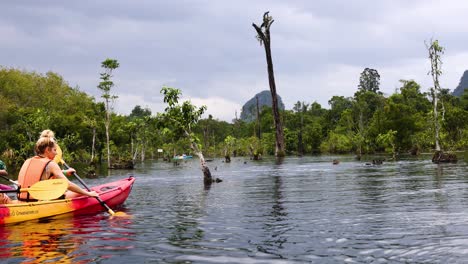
[185,131,216,185]
[256,95,261,139]
[426,39,457,162]
[426,39,457,163]
[253,11,285,157]
[90,127,96,163]
[427,39,443,152]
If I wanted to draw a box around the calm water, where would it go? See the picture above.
[1,154,468,263]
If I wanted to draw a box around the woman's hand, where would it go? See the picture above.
[87,191,99,197]
[63,168,76,176]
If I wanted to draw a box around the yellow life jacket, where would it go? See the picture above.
[17,156,52,201]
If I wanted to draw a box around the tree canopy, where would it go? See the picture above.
[1,63,467,171]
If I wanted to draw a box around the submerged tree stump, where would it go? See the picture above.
[432,151,457,163]
[109,159,134,169]
[410,146,420,155]
[202,164,222,185]
[252,153,262,160]
[202,165,212,184]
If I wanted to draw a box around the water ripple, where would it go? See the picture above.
[1,156,467,263]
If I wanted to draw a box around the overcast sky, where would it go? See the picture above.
[1,1,468,122]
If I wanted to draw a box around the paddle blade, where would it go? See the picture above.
[22,179,69,200]
[54,144,63,165]
[111,211,130,217]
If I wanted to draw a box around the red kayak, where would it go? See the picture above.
[0,176,135,225]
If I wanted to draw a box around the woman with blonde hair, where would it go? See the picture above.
[17,134,98,201]
[40,129,55,138]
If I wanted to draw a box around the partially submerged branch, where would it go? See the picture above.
[161,86,222,185]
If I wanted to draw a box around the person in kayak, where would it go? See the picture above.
[40,129,56,141]
[0,160,12,204]
[17,136,98,201]
[0,160,7,177]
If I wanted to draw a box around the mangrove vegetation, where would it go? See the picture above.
[0,49,467,171]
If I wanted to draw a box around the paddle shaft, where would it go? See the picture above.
[0,174,17,186]
[62,163,116,215]
[0,174,17,194]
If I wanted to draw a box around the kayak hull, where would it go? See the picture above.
[0,177,135,225]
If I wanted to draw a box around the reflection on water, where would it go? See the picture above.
[0,211,135,263]
[1,155,467,263]
[0,217,83,263]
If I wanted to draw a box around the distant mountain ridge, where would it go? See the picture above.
[240,90,285,122]
[453,70,468,96]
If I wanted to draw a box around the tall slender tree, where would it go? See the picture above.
[97,58,119,168]
[255,96,261,139]
[83,115,98,163]
[426,40,443,152]
[293,101,309,156]
[253,11,285,157]
[426,40,458,163]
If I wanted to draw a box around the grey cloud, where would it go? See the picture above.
[1,1,467,121]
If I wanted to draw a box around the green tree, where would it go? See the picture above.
[97,58,119,168]
[194,116,233,157]
[0,68,104,167]
[293,101,308,156]
[426,39,444,152]
[321,107,354,154]
[381,80,430,154]
[223,135,236,162]
[358,68,381,93]
[160,86,217,185]
[303,121,323,154]
[353,72,386,157]
[320,131,353,153]
[127,105,153,161]
[443,104,468,148]
[377,130,397,159]
[325,96,353,133]
[130,105,152,118]
[461,89,468,111]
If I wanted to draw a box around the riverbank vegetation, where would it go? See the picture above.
[0,65,467,171]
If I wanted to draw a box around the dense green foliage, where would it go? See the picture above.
[1,65,467,171]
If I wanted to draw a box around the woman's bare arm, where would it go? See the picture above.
[48,162,98,197]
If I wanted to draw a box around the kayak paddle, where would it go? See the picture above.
[20,179,69,200]
[0,175,68,201]
[54,144,128,216]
